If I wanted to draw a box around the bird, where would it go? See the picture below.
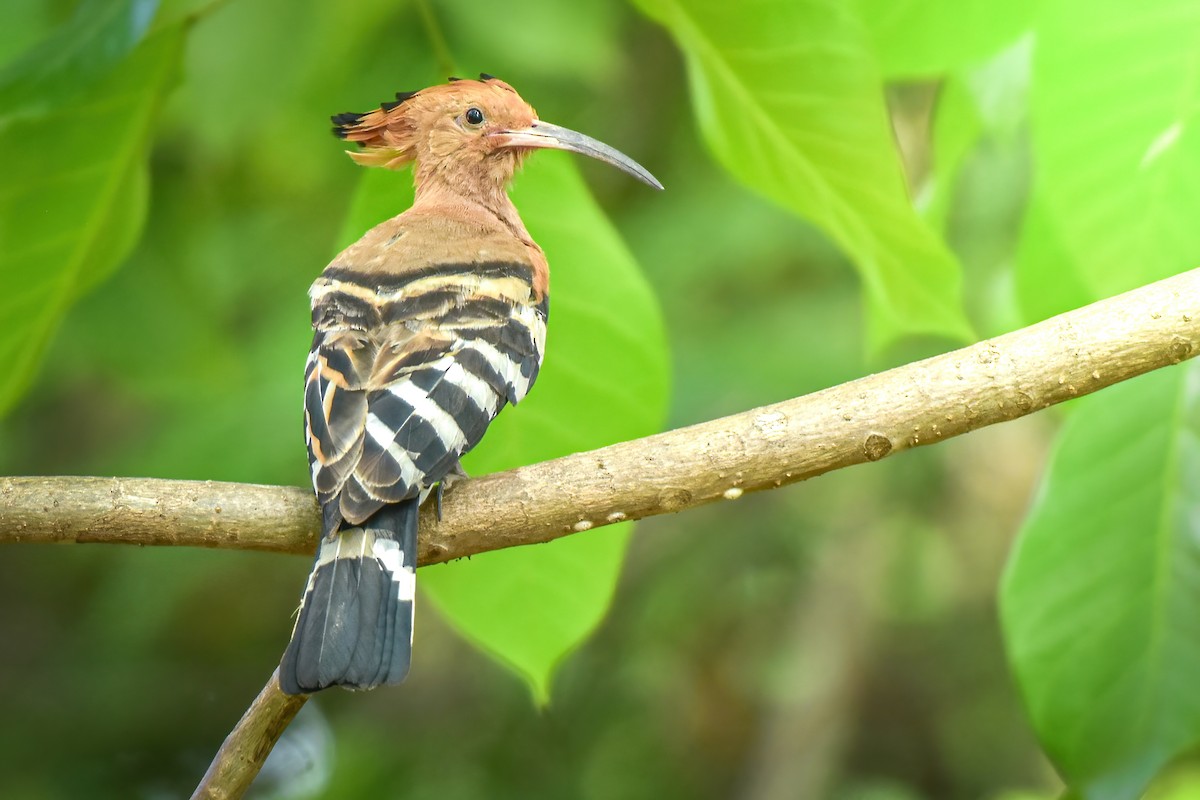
[278,74,662,695]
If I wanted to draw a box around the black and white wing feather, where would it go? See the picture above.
[280,258,547,694]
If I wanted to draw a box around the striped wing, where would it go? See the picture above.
[304,261,547,530]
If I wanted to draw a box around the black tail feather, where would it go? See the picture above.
[279,499,418,695]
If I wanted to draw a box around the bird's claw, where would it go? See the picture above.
[434,461,469,522]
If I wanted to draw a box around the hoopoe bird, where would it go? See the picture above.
[278,75,661,695]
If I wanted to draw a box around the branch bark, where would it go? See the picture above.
[5,267,1200,799]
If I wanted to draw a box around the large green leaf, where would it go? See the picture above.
[0,18,183,417]
[1012,11,1200,791]
[630,0,972,350]
[335,154,669,701]
[1032,0,1200,298]
[1001,365,1200,799]
[859,0,1038,78]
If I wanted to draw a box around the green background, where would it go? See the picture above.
[2,0,1200,798]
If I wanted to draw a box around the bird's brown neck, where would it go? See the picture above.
[411,178,549,298]
[414,179,535,249]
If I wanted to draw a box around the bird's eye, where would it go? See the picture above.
[465,107,485,126]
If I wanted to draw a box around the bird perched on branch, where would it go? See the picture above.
[278,75,661,695]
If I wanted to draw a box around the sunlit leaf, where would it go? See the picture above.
[859,0,1038,78]
[923,74,984,232]
[1001,365,1200,799]
[924,36,1033,234]
[1014,189,1094,325]
[336,154,669,701]
[1032,0,1200,298]
[0,24,183,417]
[630,0,972,350]
[1144,765,1200,800]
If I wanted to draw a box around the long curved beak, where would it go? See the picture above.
[491,121,663,190]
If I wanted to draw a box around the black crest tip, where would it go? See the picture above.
[479,72,498,81]
[448,76,464,82]
[381,90,417,112]
[331,111,365,139]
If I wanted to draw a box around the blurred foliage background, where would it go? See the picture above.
[2,0,1200,798]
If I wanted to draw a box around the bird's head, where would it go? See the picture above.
[332,75,661,195]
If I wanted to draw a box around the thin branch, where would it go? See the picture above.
[5,268,1200,800]
[190,670,307,800]
[4,267,1199,563]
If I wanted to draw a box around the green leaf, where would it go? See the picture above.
[923,74,984,232]
[336,155,670,701]
[441,0,622,84]
[0,1,59,67]
[1032,0,1200,298]
[629,0,972,351]
[0,0,159,125]
[336,167,414,250]
[1145,765,1200,800]
[1001,365,1200,799]
[422,521,635,706]
[153,0,228,30]
[1015,13,1200,789]
[0,21,182,417]
[1014,188,1095,324]
[859,0,1038,78]
[926,34,1035,234]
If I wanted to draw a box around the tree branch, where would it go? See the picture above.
[190,669,306,800]
[5,268,1200,800]
[4,268,1199,563]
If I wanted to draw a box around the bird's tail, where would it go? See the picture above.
[279,499,418,695]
